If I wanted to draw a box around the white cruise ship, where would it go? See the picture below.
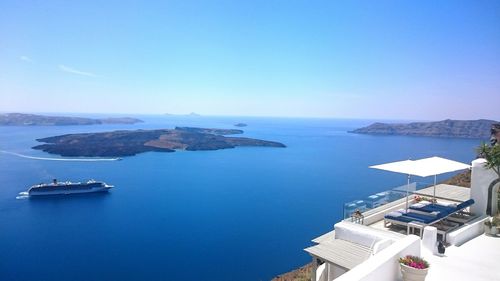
[27,179,113,196]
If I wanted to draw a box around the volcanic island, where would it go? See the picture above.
[32,127,286,157]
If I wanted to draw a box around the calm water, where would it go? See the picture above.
[0,116,481,281]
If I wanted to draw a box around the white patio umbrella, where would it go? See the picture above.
[370,159,424,211]
[370,156,470,210]
[411,156,470,200]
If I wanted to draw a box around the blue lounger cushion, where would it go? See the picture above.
[386,211,402,217]
[401,212,438,224]
[409,204,454,215]
[457,199,474,210]
[384,211,434,224]
[384,213,421,223]
[411,202,430,208]
[409,199,474,215]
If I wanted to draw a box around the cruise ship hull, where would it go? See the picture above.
[27,181,113,196]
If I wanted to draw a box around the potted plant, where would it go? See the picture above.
[477,141,500,216]
[414,195,436,204]
[399,255,429,281]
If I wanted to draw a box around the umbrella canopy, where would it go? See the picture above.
[370,159,418,210]
[412,156,470,200]
[411,156,470,177]
[370,159,423,177]
[370,156,470,210]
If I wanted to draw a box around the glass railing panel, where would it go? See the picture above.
[342,182,431,219]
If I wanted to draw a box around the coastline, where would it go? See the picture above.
[272,262,313,281]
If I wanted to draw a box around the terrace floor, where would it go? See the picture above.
[413,184,470,202]
[423,234,500,281]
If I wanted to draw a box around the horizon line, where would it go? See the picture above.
[0,111,497,123]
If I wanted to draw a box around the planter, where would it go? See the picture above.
[400,263,429,281]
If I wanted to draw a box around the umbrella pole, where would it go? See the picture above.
[433,174,437,202]
[406,174,410,211]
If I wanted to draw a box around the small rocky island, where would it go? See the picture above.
[350,119,498,139]
[33,127,286,157]
[234,123,248,127]
[0,113,143,126]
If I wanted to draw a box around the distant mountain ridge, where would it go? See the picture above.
[350,119,498,139]
[0,113,143,126]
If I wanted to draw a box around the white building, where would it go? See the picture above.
[304,158,500,281]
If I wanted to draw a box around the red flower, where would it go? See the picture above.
[399,255,429,269]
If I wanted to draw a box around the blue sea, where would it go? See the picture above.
[0,116,481,281]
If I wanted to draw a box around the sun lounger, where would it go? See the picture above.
[409,199,474,216]
[446,212,477,224]
[384,199,476,235]
[383,210,438,228]
[383,211,435,235]
[403,210,447,220]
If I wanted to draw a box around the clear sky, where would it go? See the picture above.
[1,0,499,119]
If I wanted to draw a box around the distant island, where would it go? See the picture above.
[33,127,286,157]
[0,113,143,126]
[234,123,248,127]
[349,119,498,139]
[164,112,201,117]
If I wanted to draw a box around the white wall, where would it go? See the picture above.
[315,263,347,281]
[316,263,326,281]
[333,235,421,281]
[470,159,497,216]
[447,215,488,246]
[326,263,347,280]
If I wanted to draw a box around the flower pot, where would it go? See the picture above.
[400,263,429,281]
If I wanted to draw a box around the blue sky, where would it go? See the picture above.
[1,0,499,119]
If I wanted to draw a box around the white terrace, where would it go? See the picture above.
[305,158,500,281]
